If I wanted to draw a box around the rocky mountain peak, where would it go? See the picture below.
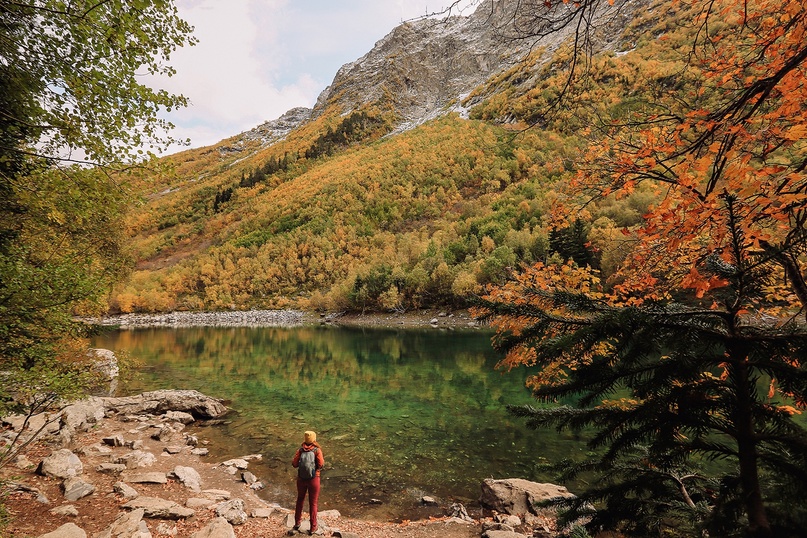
[312,0,532,127]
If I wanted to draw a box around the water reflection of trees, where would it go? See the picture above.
[107,326,511,402]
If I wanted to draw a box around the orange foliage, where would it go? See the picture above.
[561,0,807,312]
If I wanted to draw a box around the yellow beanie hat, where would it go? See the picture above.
[304,431,317,444]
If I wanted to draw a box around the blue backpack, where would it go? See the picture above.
[298,447,318,480]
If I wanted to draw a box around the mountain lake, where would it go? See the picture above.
[91,324,589,520]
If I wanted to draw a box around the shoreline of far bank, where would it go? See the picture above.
[86,308,488,331]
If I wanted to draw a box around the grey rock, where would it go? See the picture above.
[479,478,576,517]
[114,451,157,469]
[62,477,95,501]
[235,108,312,150]
[249,482,265,491]
[102,434,126,447]
[50,505,79,517]
[219,458,248,469]
[10,481,51,504]
[122,497,195,519]
[494,514,522,527]
[163,411,194,424]
[37,522,87,538]
[150,426,174,442]
[188,517,236,538]
[164,446,183,454]
[58,397,106,444]
[102,390,227,419]
[450,502,473,521]
[60,398,108,430]
[483,522,515,533]
[202,489,231,500]
[169,465,202,492]
[482,531,527,538]
[318,509,341,519]
[95,508,151,538]
[421,495,438,505]
[120,471,168,484]
[87,348,120,381]
[38,449,83,479]
[114,481,140,500]
[214,499,247,525]
[96,463,127,474]
[241,471,257,485]
[155,522,176,536]
[191,448,209,456]
[3,412,61,440]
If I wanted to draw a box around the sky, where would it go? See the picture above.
[149,0,479,152]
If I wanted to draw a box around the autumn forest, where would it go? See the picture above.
[3,0,807,536]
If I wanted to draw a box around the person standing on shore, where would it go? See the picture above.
[292,430,325,535]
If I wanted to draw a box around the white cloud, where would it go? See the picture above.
[148,0,481,152]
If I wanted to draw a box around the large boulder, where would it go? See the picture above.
[102,390,227,419]
[86,348,120,396]
[480,479,575,517]
[37,449,83,479]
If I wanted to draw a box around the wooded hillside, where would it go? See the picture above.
[109,0,699,315]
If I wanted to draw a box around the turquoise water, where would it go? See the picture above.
[92,325,587,520]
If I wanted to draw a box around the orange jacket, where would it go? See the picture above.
[292,442,325,478]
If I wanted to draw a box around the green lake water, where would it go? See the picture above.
[91,324,588,520]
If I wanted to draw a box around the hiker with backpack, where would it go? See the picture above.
[292,430,325,535]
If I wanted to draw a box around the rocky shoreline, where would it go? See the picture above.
[84,309,486,330]
[1,390,570,538]
[85,310,307,329]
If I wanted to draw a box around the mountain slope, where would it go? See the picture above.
[110,0,669,314]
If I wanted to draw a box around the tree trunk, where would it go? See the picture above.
[729,353,772,538]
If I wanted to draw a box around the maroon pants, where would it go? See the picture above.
[295,476,320,530]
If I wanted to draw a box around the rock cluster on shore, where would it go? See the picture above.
[1,384,576,538]
[2,390,319,537]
